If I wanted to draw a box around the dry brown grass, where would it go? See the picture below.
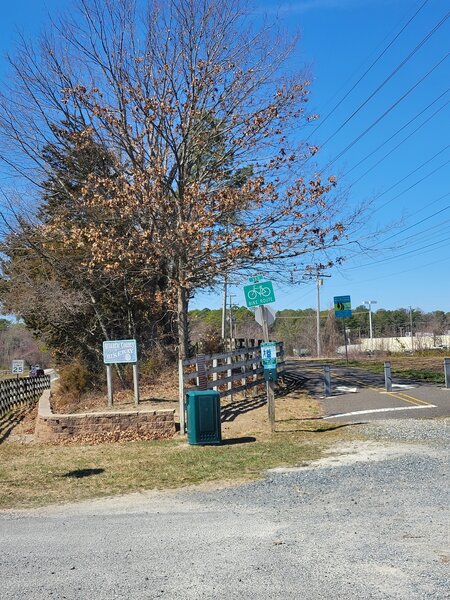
[0,383,347,510]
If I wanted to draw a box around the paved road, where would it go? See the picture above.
[286,361,450,422]
[1,419,449,600]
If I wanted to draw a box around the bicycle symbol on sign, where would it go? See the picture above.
[247,285,272,300]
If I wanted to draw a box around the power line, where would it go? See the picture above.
[307,0,432,140]
[393,216,450,247]
[346,233,450,271]
[380,194,450,243]
[343,253,450,285]
[319,10,450,150]
[371,144,449,203]
[375,156,450,213]
[323,54,449,172]
[342,91,449,179]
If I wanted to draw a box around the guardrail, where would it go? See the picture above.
[178,340,285,432]
[0,375,51,418]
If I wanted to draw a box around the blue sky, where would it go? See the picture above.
[0,0,449,314]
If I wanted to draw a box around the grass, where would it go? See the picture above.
[325,356,445,384]
[0,424,347,511]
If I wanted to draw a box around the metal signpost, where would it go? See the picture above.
[384,361,392,392]
[102,339,139,407]
[244,278,277,431]
[334,295,352,364]
[11,359,25,377]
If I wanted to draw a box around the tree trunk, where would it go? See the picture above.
[177,285,190,360]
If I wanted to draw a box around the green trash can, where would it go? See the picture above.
[186,390,221,445]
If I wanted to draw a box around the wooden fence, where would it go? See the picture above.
[0,375,51,418]
[179,340,285,432]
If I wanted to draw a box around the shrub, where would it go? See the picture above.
[140,348,174,385]
[58,359,92,395]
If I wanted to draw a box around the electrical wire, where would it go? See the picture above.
[307,0,432,140]
[380,193,450,243]
[371,144,449,202]
[320,10,450,150]
[375,156,450,213]
[345,233,450,270]
[323,54,449,172]
[342,91,449,179]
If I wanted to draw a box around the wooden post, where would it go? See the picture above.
[241,341,248,387]
[133,363,140,406]
[212,358,218,391]
[178,358,186,434]
[261,306,275,432]
[106,365,113,407]
[227,354,233,401]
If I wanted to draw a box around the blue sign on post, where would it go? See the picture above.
[334,295,352,318]
[103,339,138,364]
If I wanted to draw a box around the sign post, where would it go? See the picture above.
[334,296,352,364]
[102,339,139,407]
[244,279,277,431]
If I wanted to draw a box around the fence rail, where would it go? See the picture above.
[0,375,51,418]
[179,340,285,432]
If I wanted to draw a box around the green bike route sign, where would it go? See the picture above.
[243,281,276,308]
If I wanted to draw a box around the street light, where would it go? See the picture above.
[364,300,377,352]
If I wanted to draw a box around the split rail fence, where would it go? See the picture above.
[179,339,285,432]
[0,375,51,418]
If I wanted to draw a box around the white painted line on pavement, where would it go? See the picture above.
[325,405,437,419]
[392,383,416,389]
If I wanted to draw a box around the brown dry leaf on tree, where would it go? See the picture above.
[0,0,366,379]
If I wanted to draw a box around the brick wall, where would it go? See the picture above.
[35,390,176,444]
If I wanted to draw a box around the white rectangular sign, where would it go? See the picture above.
[103,339,137,364]
[12,359,25,374]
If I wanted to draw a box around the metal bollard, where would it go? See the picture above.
[384,361,392,392]
[323,365,332,397]
[444,358,450,389]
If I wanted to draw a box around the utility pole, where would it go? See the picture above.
[305,267,331,358]
[229,294,235,349]
[409,306,414,352]
[364,300,377,353]
[221,275,227,340]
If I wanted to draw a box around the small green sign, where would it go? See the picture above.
[334,295,352,318]
[244,281,275,308]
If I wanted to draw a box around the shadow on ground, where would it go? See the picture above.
[275,421,364,434]
[221,395,267,422]
[63,468,105,478]
[220,436,256,445]
[0,404,35,444]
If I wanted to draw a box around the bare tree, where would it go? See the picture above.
[0,0,363,359]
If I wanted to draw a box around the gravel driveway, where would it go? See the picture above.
[1,418,449,599]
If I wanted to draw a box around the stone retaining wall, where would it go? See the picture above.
[35,390,176,444]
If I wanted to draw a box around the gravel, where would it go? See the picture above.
[358,418,450,446]
[1,418,449,599]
